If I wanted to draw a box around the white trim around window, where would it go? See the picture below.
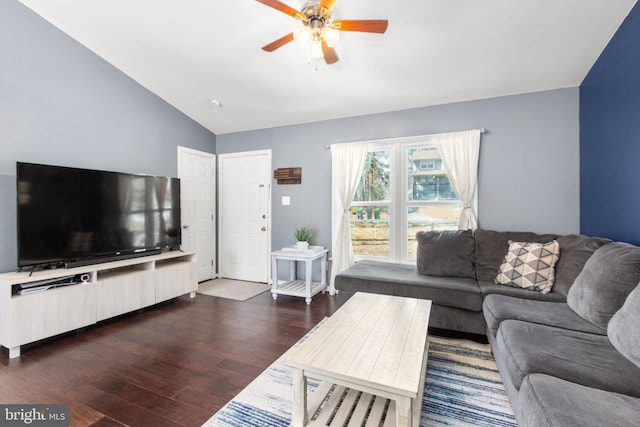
[350,133,478,264]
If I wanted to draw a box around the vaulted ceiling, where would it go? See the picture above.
[18,0,637,135]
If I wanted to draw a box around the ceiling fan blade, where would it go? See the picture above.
[262,33,294,52]
[322,41,339,65]
[256,0,304,20]
[318,0,339,16]
[333,19,389,34]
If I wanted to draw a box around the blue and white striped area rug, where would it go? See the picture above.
[203,327,515,427]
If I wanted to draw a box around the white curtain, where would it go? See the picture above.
[435,129,481,230]
[329,142,368,294]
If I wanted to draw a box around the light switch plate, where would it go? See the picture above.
[282,196,290,206]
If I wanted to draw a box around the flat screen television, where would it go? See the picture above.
[17,162,181,270]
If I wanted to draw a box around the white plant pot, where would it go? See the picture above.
[296,241,309,250]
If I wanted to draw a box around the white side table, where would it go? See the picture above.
[270,246,329,305]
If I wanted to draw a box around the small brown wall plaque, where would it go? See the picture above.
[274,167,301,184]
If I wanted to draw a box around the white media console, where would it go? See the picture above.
[0,250,197,358]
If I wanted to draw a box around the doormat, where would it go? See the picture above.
[198,279,270,301]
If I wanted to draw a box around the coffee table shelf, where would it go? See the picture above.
[305,382,399,427]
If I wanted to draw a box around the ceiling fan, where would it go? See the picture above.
[256,0,388,65]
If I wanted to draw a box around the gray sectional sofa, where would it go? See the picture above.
[334,229,640,426]
[335,229,596,335]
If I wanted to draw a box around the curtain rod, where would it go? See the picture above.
[324,128,487,149]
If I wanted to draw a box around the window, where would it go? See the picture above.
[350,137,471,263]
[351,149,391,258]
[418,160,436,170]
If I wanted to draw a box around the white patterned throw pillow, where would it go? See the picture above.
[495,240,560,293]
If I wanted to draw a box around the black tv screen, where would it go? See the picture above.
[17,162,181,269]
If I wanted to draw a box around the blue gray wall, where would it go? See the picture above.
[218,88,581,256]
[580,1,640,244]
[0,1,216,273]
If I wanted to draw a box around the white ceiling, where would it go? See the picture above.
[18,0,637,135]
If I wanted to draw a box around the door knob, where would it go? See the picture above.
[183,225,190,229]
[261,226,267,231]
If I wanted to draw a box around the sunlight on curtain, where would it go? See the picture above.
[330,142,368,293]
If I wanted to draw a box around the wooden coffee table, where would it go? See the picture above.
[286,292,432,427]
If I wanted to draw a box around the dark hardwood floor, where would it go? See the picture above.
[0,291,339,427]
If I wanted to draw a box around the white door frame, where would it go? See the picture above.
[218,149,272,283]
[177,146,216,281]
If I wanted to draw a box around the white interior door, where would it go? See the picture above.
[219,150,271,283]
[178,146,216,282]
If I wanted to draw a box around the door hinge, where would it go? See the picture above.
[211,260,214,266]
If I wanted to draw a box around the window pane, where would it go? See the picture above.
[407,205,462,259]
[407,147,459,201]
[354,150,390,202]
[350,206,390,257]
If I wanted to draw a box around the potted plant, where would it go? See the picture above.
[294,227,312,250]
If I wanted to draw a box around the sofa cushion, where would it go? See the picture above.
[474,229,559,282]
[519,374,640,427]
[567,242,640,329]
[495,240,560,293]
[608,283,640,369]
[553,235,611,296]
[483,294,605,339]
[334,260,482,311]
[416,230,475,278]
[477,280,566,302]
[494,320,640,397]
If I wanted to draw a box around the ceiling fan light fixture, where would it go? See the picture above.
[293,27,310,47]
[323,27,340,48]
[309,39,324,58]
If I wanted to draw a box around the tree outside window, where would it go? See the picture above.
[354,151,390,202]
[350,150,391,257]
